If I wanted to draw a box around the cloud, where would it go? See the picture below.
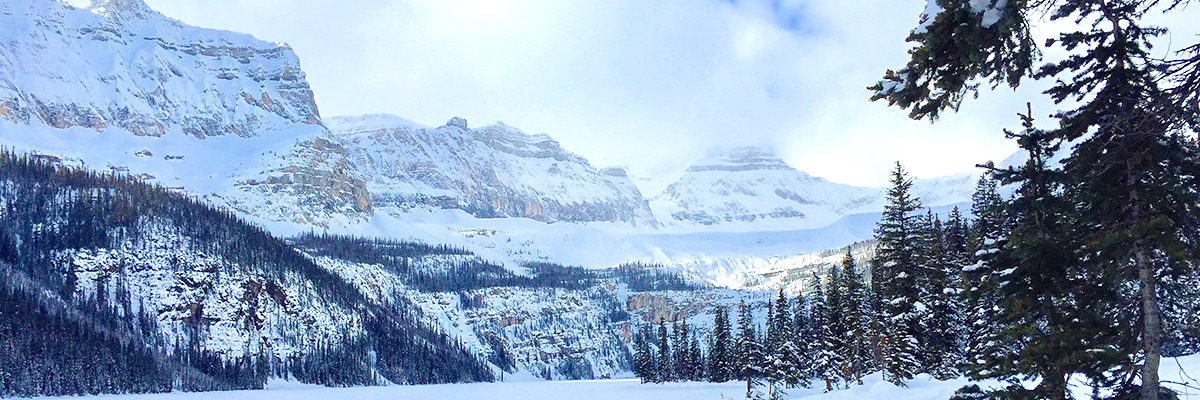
[143,0,1042,187]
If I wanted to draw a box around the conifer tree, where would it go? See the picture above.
[920,211,964,379]
[960,173,1007,376]
[790,294,814,388]
[980,106,1123,400]
[656,319,672,383]
[824,263,848,377]
[942,206,972,375]
[633,329,655,383]
[765,289,801,389]
[944,207,971,270]
[734,299,764,396]
[707,306,734,383]
[688,330,704,381]
[863,278,887,378]
[809,273,841,391]
[870,162,923,386]
[672,321,691,381]
[835,247,871,384]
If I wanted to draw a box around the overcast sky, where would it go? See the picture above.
[136,0,1053,187]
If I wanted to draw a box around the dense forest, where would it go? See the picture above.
[0,150,494,397]
[603,262,713,292]
[633,165,1200,399]
[291,233,598,292]
[866,0,1200,398]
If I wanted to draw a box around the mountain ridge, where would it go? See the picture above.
[0,0,989,269]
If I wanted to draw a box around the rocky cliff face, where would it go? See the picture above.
[0,0,320,137]
[328,114,657,226]
[64,222,364,361]
[0,0,372,227]
[235,137,373,225]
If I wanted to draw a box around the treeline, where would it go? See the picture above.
[604,262,711,292]
[0,150,494,396]
[631,254,877,398]
[290,232,471,263]
[633,164,1200,399]
[293,233,597,292]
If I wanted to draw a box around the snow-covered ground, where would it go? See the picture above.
[21,355,1200,400]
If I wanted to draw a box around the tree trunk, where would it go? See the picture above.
[1040,370,1067,400]
[1137,246,1162,400]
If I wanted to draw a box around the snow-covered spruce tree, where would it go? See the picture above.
[870,162,924,386]
[809,272,843,392]
[790,294,815,388]
[633,328,656,383]
[918,211,965,379]
[835,247,872,384]
[944,212,970,373]
[961,173,1008,377]
[765,289,801,392]
[708,306,735,382]
[734,299,765,397]
[689,330,705,381]
[672,321,689,381]
[941,205,972,376]
[944,207,971,273]
[983,106,1129,400]
[861,269,887,379]
[823,260,850,386]
[656,319,673,383]
[871,1,1200,397]
[762,298,782,398]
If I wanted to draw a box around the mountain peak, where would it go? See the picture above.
[89,0,159,21]
[687,147,793,173]
[446,117,468,130]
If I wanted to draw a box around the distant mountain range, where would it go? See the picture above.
[0,0,987,270]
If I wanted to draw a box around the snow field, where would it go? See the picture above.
[18,354,1200,400]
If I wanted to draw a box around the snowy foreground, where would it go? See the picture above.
[22,355,1200,400]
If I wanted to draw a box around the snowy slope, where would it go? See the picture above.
[327,114,657,227]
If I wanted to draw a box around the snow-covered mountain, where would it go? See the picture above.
[649,147,975,233]
[327,114,657,227]
[0,0,371,227]
[0,0,986,275]
[650,147,880,232]
[0,0,320,137]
